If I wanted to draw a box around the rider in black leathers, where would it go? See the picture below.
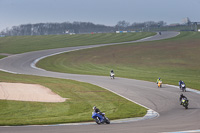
[180,94,187,105]
[93,106,101,114]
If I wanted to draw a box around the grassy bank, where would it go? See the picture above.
[37,32,200,90]
[0,71,146,125]
[0,32,155,54]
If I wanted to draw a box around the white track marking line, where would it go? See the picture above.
[161,129,200,133]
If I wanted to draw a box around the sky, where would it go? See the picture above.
[0,0,200,31]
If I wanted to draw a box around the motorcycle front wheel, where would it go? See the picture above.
[105,117,110,124]
[95,117,101,124]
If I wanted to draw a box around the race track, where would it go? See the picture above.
[1,32,200,133]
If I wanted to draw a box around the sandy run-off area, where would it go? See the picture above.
[0,82,66,102]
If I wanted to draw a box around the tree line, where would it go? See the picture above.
[0,22,115,36]
[0,21,171,36]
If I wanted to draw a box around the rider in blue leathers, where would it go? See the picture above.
[179,80,183,89]
[92,106,103,122]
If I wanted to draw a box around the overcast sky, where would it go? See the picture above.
[0,0,200,31]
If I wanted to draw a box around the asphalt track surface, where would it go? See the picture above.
[1,32,200,133]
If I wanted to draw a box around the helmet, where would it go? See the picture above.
[180,94,183,97]
[159,77,161,80]
[93,106,96,110]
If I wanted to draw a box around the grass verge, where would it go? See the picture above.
[0,71,146,126]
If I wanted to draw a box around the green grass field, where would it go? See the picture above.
[0,32,155,54]
[0,32,154,125]
[0,55,6,59]
[0,71,146,126]
[37,32,200,91]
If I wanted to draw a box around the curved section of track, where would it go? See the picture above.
[1,32,200,133]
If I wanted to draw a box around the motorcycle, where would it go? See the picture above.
[110,72,115,79]
[158,81,162,88]
[92,112,110,124]
[181,83,186,92]
[181,98,189,109]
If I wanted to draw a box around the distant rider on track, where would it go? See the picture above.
[110,70,115,79]
[179,80,183,89]
[110,70,114,75]
[157,77,162,84]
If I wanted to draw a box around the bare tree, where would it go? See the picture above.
[116,20,130,30]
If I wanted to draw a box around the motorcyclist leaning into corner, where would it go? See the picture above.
[179,94,187,105]
[93,106,103,122]
[157,77,162,84]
